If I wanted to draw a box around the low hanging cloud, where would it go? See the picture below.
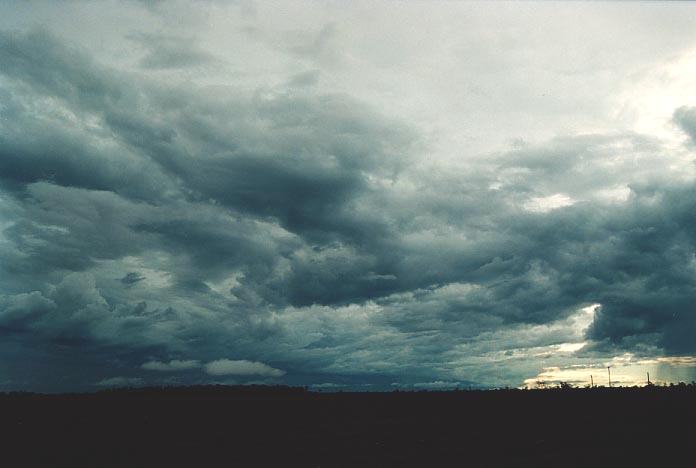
[95,377,145,387]
[141,358,285,378]
[204,360,286,378]
[121,272,146,285]
[141,360,202,372]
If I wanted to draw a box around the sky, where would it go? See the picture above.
[2,0,696,392]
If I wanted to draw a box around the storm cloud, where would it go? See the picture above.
[2,1,696,391]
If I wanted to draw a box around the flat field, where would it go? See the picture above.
[1,386,693,467]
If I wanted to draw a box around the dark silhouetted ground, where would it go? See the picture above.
[1,385,694,467]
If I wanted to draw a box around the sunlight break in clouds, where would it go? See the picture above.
[523,194,576,213]
[525,353,696,389]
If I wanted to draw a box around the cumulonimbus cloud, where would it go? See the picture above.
[2,4,696,392]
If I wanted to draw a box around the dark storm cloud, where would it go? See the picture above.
[0,30,172,200]
[2,26,696,391]
[121,272,146,285]
[0,29,406,291]
[674,106,696,144]
[0,29,414,239]
[0,28,420,388]
[582,183,696,354]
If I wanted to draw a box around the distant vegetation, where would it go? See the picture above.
[3,381,696,398]
[1,383,694,467]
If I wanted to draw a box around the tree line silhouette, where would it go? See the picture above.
[1,383,695,467]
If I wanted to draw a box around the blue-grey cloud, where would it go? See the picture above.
[128,33,219,70]
[2,16,696,392]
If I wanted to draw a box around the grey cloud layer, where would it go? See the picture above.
[1,26,696,390]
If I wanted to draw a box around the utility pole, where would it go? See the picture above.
[590,375,593,388]
[647,372,651,386]
[607,366,612,388]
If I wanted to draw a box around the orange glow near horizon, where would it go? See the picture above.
[524,353,696,389]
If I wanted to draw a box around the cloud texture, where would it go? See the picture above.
[2,1,696,390]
